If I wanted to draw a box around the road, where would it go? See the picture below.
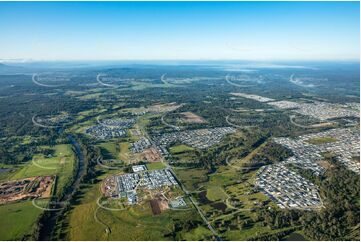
[225,115,254,130]
[160,73,170,85]
[168,168,220,240]
[137,116,219,239]
[289,114,334,129]
[161,113,181,130]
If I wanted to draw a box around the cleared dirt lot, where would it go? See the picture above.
[180,112,206,123]
[142,147,163,162]
[0,176,54,204]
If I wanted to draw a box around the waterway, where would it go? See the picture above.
[38,133,86,240]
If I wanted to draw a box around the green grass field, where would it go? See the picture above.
[307,136,338,144]
[206,186,228,202]
[179,151,283,241]
[174,168,209,191]
[66,168,203,240]
[178,226,213,240]
[130,81,174,90]
[78,93,102,100]
[0,201,44,240]
[169,144,194,154]
[224,223,295,240]
[146,162,167,170]
[98,142,119,159]
[0,145,74,241]
[0,164,19,182]
[11,144,75,197]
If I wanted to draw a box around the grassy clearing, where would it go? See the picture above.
[0,164,18,182]
[224,223,293,240]
[130,81,173,90]
[128,128,141,142]
[174,168,209,191]
[66,181,106,240]
[77,93,102,100]
[119,142,136,164]
[307,136,338,144]
[0,201,44,240]
[11,144,75,197]
[171,149,199,164]
[208,171,240,187]
[169,144,194,154]
[66,167,202,240]
[21,136,33,145]
[209,166,279,240]
[178,226,213,240]
[146,162,167,170]
[206,186,228,202]
[77,109,99,118]
[137,115,154,132]
[64,90,85,96]
[70,119,96,134]
[98,206,197,240]
[98,142,119,159]
[187,152,281,241]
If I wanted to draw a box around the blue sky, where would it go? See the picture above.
[0,1,359,61]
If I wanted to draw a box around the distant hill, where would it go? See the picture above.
[0,63,25,74]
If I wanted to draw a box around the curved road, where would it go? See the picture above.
[32,115,59,129]
[289,115,333,129]
[167,169,220,239]
[161,112,181,130]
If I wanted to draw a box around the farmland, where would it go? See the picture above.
[0,201,44,240]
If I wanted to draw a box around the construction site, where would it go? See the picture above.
[0,176,54,204]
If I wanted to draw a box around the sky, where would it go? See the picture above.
[0,1,359,61]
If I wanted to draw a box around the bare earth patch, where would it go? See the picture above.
[60,157,66,165]
[142,148,163,162]
[0,176,54,204]
[180,112,206,123]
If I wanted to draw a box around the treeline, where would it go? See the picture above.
[247,228,296,241]
[197,129,269,172]
[0,134,58,165]
[249,142,293,166]
[299,162,360,240]
[255,161,360,241]
[0,128,69,165]
[164,219,210,240]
